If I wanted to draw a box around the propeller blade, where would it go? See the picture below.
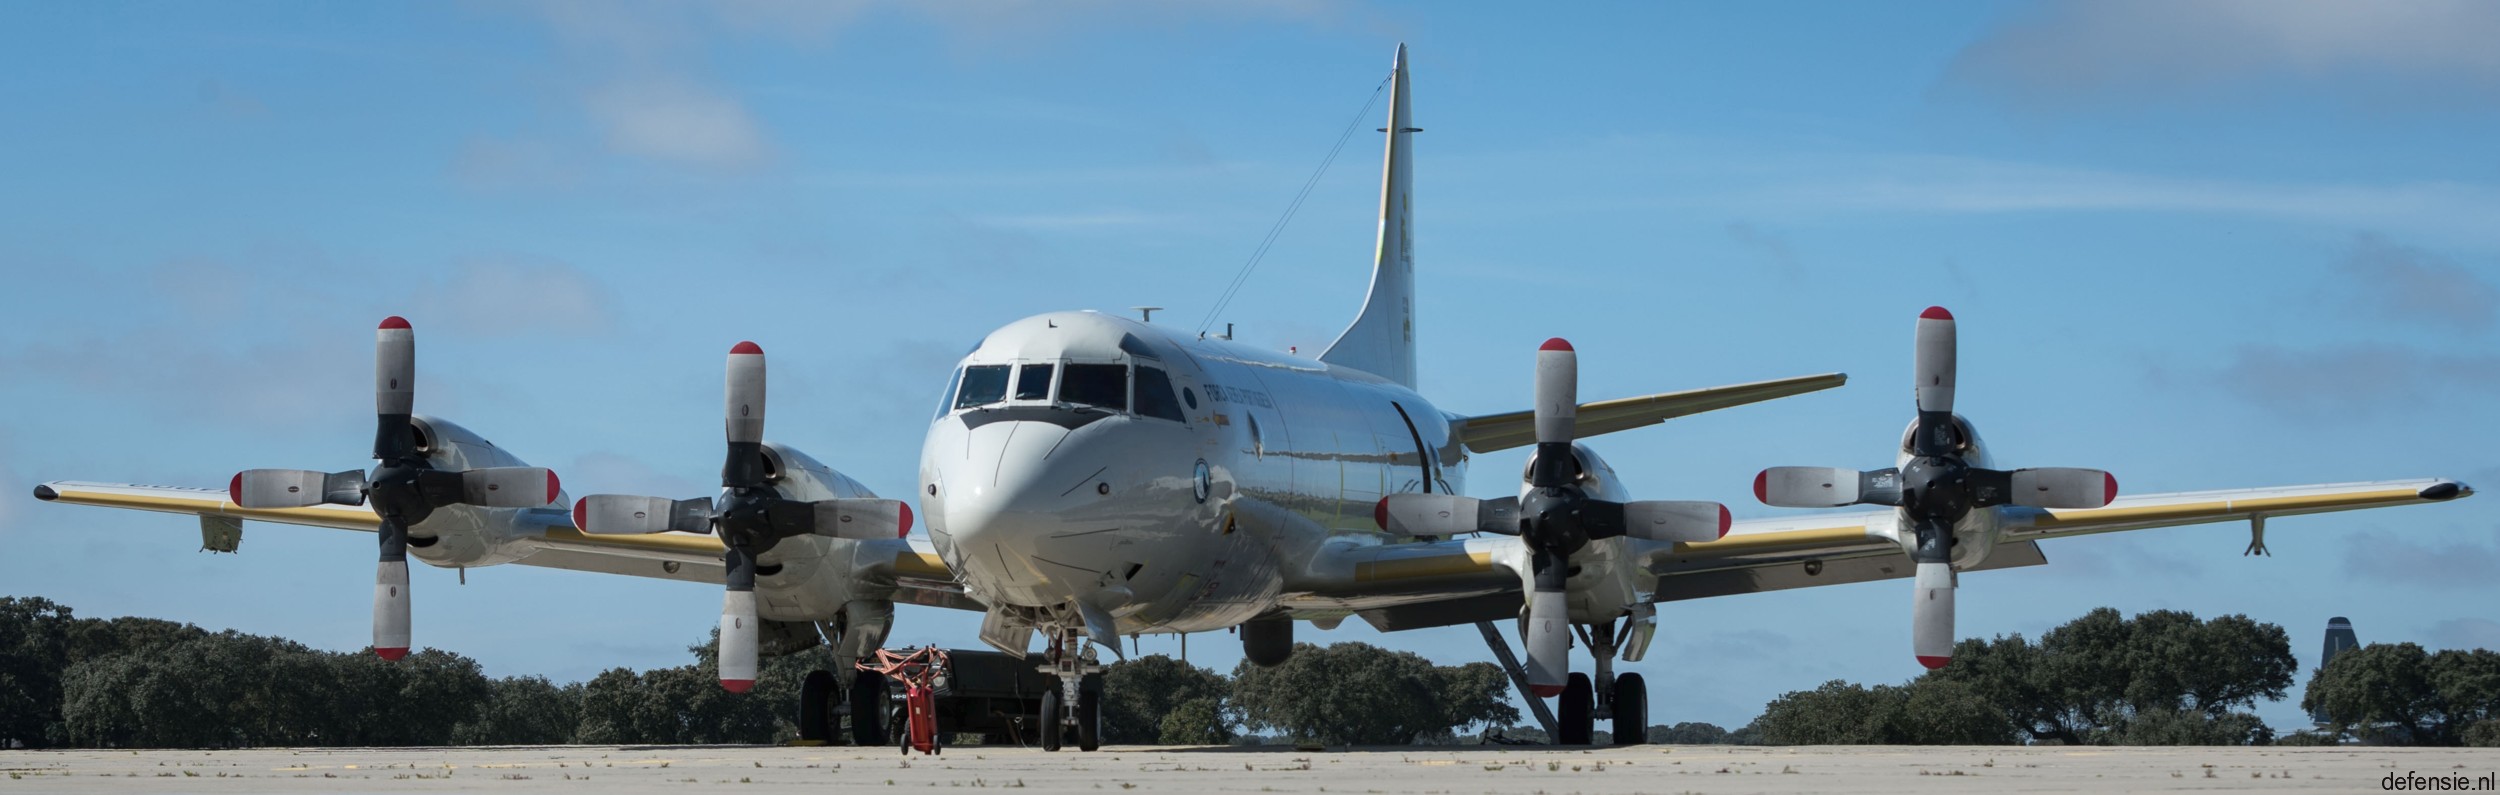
[722,341,768,489]
[1595,500,1730,543]
[374,519,411,661]
[719,589,759,693]
[2006,467,2117,509]
[1533,338,1577,446]
[1754,467,1902,508]
[374,316,417,460]
[456,467,560,509]
[231,468,366,509]
[1523,552,1571,697]
[574,495,713,534]
[1911,560,1955,669]
[1913,306,1955,415]
[1375,494,1520,536]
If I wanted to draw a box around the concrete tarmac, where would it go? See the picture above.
[5,743,2496,793]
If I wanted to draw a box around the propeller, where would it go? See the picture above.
[1376,338,1728,697]
[1755,307,2115,669]
[228,316,559,661]
[572,341,911,692]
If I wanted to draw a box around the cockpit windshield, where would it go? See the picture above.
[941,359,1188,423]
[954,365,1011,410]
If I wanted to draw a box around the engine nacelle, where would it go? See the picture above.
[402,415,555,569]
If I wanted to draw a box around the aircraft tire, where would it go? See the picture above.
[1039,688,1064,752]
[851,672,889,747]
[799,670,836,743]
[1611,673,1647,746]
[1076,674,1103,752]
[1558,672,1594,745]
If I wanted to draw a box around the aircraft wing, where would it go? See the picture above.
[1452,373,1847,453]
[31,480,977,610]
[1275,478,2468,630]
[1639,477,2473,597]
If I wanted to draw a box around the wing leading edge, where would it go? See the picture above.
[1452,373,1846,454]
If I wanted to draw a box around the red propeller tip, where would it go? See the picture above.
[1538,337,1573,352]
[1751,470,1768,504]
[2103,473,2119,506]
[376,647,409,661]
[545,471,562,505]
[227,473,243,505]
[379,316,412,330]
[1919,306,1952,321]
[720,679,755,693]
[1718,504,1732,539]
[1529,684,1564,698]
[571,498,590,532]
[1373,497,1391,531]
[1916,655,1951,670]
[731,341,762,355]
[897,502,914,538]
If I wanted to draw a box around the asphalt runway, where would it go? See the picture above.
[5,743,2496,793]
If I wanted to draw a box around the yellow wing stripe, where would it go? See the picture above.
[1355,551,1494,582]
[2028,488,2422,530]
[1675,524,1872,555]
[895,550,950,579]
[41,488,380,530]
[537,525,725,555]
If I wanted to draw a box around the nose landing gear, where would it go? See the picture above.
[1036,627,1105,752]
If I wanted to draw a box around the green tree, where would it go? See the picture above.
[2464,719,2500,748]
[1159,698,1233,745]
[2303,642,2440,743]
[575,667,645,744]
[1102,655,1231,745]
[1932,608,2294,745]
[1231,642,1483,745]
[0,596,75,747]
[1435,662,1521,737]
[1645,721,1729,744]
[1753,680,1904,745]
[455,676,582,745]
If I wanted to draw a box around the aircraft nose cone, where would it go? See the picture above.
[933,418,1118,603]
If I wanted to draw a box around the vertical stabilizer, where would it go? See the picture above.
[2308,617,2361,725]
[1321,44,1418,388]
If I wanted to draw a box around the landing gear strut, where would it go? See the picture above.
[1036,627,1104,752]
[1573,617,1648,746]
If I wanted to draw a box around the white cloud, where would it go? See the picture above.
[412,258,616,336]
[1943,0,2500,106]
[2342,526,2500,590]
[584,79,771,169]
[2428,617,2500,651]
[2334,233,2500,333]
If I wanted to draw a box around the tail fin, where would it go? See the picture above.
[1321,43,1418,388]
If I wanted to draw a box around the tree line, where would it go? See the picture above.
[7,595,2493,748]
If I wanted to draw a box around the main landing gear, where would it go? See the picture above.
[1036,627,1104,752]
[797,666,890,746]
[1481,615,1650,746]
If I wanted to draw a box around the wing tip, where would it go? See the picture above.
[32,484,56,501]
[2420,481,2470,501]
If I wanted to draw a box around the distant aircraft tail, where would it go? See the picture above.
[2309,616,2361,725]
[1320,44,1418,388]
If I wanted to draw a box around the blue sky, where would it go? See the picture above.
[2,1,2495,733]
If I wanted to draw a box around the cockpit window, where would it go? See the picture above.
[1014,364,1055,401]
[954,365,1011,409]
[1134,366,1186,422]
[1060,363,1128,411]
[935,367,961,419]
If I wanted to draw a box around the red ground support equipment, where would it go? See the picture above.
[859,646,951,755]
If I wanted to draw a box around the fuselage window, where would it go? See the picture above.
[954,364,1011,410]
[1134,366,1186,422]
[1014,363,1056,401]
[1182,387,1199,410]
[1061,363,1129,412]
